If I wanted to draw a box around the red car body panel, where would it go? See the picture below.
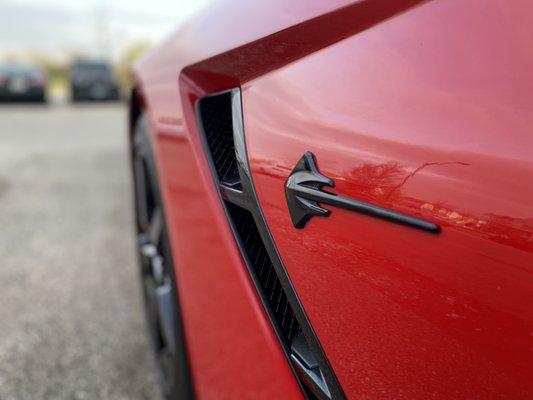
[243,1,533,398]
[133,0,533,398]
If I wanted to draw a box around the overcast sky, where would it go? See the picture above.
[0,0,211,61]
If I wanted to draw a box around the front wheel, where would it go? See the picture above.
[131,115,193,400]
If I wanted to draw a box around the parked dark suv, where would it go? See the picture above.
[0,65,46,103]
[69,61,119,101]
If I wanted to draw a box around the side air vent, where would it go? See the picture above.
[198,93,240,186]
[226,202,301,342]
[197,89,345,400]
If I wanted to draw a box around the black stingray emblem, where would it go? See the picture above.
[284,152,440,233]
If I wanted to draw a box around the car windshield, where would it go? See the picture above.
[0,65,41,77]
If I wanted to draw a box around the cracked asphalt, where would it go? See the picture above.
[0,104,162,400]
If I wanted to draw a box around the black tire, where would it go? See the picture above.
[131,115,193,400]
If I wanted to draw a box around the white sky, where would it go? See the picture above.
[0,0,212,62]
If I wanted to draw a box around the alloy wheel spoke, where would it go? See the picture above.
[155,283,176,354]
[148,206,164,248]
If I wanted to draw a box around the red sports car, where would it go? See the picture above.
[128,1,533,399]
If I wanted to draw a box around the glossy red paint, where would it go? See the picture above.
[243,1,533,398]
[133,0,533,398]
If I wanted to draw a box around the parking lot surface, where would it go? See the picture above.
[0,104,162,400]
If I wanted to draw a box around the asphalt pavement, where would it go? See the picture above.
[0,104,162,400]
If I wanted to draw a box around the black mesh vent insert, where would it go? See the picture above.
[198,93,240,185]
[226,202,302,343]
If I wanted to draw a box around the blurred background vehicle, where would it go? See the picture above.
[0,64,47,103]
[69,60,119,102]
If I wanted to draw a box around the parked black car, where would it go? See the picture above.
[69,61,119,101]
[0,65,46,103]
